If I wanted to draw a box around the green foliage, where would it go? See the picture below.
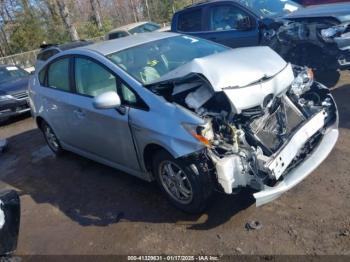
[8,14,46,53]
[77,19,111,40]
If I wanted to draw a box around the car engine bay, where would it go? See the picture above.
[147,65,337,195]
[261,19,350,68]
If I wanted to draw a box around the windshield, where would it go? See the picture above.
[107,35,229,84]
[239,0,301,17]
[129,23,161,34]
[0,66,29,84]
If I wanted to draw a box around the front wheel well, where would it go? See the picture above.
[143,144,171,173]
[35,116,45,130]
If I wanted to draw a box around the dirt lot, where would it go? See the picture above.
[0,72,350,255]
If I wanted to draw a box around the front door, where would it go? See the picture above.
[64,57,140,171]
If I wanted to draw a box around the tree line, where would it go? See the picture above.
[0,0,199,57]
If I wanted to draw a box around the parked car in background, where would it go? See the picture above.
[29,33,338,212]
[35,40,93,71]
[105,21,169,40]
[171,0,350,73]
[0,65,31,123]
[294,0,350,5]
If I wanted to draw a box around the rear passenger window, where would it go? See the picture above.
[177,9,202,32]
[75,58,117,97]
[47,58,70,91]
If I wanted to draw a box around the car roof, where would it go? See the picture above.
[108,21,153,34]
[80,32,180,56]
[180,0,235,10]
[40,40,93,52]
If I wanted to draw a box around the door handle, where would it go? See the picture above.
[73,108,86,119]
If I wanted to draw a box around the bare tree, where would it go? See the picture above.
[145,0,150,20]
[55,0,79,41]
[90,0,103,31]
[129,0,137,23]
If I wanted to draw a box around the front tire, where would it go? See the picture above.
[40,121,64,155]
[152,150,212,213]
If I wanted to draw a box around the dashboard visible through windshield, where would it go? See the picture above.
[107,35,229,84]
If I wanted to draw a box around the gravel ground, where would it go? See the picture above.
[0,72,349,255]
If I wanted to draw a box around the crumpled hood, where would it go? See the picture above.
[284,3,350,23]
[150,46,288,91]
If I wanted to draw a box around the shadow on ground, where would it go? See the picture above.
[0,113,31,128]
[332,83,350,129]
[0,128,254,230]
[2,81,348,231]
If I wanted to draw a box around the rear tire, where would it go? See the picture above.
[40,121,64,156]
[152,150,212,213]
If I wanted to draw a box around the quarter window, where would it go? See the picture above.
[177,9,202,32]
[47,58,70,91]
[209,5,251,31]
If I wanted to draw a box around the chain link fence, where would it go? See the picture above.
[0,35,105,71]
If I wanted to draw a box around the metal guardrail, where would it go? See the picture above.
[0,35,105,70]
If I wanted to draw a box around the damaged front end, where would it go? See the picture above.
[262,19,350,69]
[147,49,338,206]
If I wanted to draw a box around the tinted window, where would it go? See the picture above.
[75,58,117,97]
[209,5,251,31]
[47,58,70,91]
[177,9,202,32]
[108,31,128,40]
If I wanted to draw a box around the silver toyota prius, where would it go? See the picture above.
[29,33,338,213]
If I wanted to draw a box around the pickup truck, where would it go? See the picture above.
[171,0,350,73]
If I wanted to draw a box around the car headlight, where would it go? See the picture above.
[290,66,314,96]
[182,122,214,147]
[0,95,13,102]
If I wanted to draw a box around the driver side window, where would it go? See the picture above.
[74,56,142,108]
[209,5,251,31]
[75,57,117,97]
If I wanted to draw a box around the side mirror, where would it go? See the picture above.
[93,91,121,109]
[0,190,20,256]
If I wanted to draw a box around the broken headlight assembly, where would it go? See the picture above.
[290,66,314,96]
[182,122,214,147]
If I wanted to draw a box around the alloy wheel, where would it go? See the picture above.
[159,161,193,205]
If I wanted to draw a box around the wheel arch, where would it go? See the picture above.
[143,143,173,174]
[35,116,46,129]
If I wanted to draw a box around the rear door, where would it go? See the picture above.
[38,56,74,143]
